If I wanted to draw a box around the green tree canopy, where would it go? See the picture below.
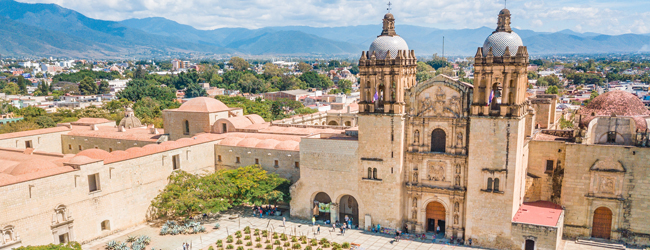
[35,116,56,128]
[229,57,250,71]
[78,76,97,95]
[297,62,312,73]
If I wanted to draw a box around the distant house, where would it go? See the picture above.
[263,89,312,101]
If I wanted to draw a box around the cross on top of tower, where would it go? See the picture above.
[387,2,392,13]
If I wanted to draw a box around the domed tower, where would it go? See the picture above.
[358,13,417,114]
[471,8,529,117]
[354,12,415,230]
[464,9,531,248]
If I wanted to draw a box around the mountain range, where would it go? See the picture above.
[0,0,649,58]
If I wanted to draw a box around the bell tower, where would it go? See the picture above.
[471,8,529,117]
[356,12,415,230]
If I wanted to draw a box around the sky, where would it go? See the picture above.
[17,0,650,35]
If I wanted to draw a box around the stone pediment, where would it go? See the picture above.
[590,159,626,172]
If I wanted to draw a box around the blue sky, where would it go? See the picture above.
[18,0,650,35]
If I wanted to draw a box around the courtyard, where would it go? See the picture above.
[81,207,637,250]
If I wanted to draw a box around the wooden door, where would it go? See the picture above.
[426,202,445,232]
[525,240,535,250]
[592,207,612,239]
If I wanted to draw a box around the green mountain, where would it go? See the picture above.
[0,0,648,58]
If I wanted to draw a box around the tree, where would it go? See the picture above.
[297,62,312,73]
[15,242,81,250]
[17,76,27,94]
[18,106,47,118]
[299,71,320,89]
[328,60,341,68]
[35,116,56,128]
[215,165,291,205]
[2,82,20,94]
[134,66,148,79]
[545,85,559,95]
[229,57,250,71]
[0,120,40,134]
[337,79,353,94]
[537,74,560,86]
[185,82,207,98]
[416,61,435,82]
[427,54,449,70]
[263,63,282,77]
[79,76,97,95]
[97,80,110,94]
[35,82,50,96]
[104,98,133,113]
[583,90,599,106]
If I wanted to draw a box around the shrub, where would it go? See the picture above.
[292,243,301,249]
[227,236,234,243]
[274,240,281,245]
[283,242,291,247]
[342,242,350,249]
[291,236,298,242]
[299,236,307,241]
[246,241,253,246]
[236,246,244,250]
[322,242,330,248]
[280,234,287,241]
[305,246,312,250]
[265,245,272,250]
[273,234,279,239]
[311,239,318,246]
[244,235,251,240]
[265,239,271,243]
[255,243,262,248]
[320,238,328,244]
[275,247,283,250]
[332,242,340,248]
[236,234,242,239]
[217,242,223,247]
[226,245,234,249]
[217,240,223,244]
[208,246,215,250]
[302,240,307,244]
[236,239,243,245]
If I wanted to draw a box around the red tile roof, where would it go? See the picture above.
[0,126,70,140]
[512,201,563,227]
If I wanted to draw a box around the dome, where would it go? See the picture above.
[499,9,510,15]
[119,115,142,129]
[578,90,650,128]
[77,148,111,160]
[177,97,229,113]
[482,31,523,57]
[369,36,409,60]
[9,159,60,176]
[68,155,95,165]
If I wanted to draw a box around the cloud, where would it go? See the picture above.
[16,0,650,35]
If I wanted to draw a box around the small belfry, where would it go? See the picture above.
[471,8,529,117]
[358,10,416,114]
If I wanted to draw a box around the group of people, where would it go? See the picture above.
[181,242,192,250]
[252,205,279,218]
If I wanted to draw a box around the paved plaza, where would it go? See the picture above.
[83,209,635,250]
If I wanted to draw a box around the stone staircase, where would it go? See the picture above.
[575,238,626,250]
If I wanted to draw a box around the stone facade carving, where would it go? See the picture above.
[428,162,446,181]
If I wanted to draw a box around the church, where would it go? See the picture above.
[1,8,650,250]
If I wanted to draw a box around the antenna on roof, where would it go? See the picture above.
[505,0,507,8]
[387,1,392,13]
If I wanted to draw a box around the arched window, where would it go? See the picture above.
[431,129,446,152]
[101,220,110,231]
[368,168,372,179]
[487,178,493,191]
[493,178,500,192]
[183,120,190,135]
[414,130,420,144]
[344,121,351,126]
[373,168,377,179]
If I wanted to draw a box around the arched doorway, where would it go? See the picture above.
[525,239,535,250]
[592,207,612,239]
[431,129,446,152]
[344,121,351,126]
[426,201,446,236]
[339,195,359,228]
[328,121,338,126]
[313,192,332,221]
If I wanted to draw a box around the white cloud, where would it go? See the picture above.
[16,0,650,35]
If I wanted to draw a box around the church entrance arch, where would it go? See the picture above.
[426,201,446,236]
[312,192,332,221]
[339,195,359,228]
[431,129,446,152]
[328,121,339,126]
[592,207,613,239]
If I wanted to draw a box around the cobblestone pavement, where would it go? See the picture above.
[83,211,635,250]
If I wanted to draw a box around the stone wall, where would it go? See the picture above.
[561,144,650,246]
[0,141,217,246]
[61,135,157,154]
[163,110,230,140]
[0,129,68,153]
[465,116,528,249]
[214,145,300,182]
[526,141,566,203]
[511,211,564,250]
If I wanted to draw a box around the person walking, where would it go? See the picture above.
[282,217,286,227]
[312,216,316,226]
[436,225,440,235]
[332,221,337,232]
[340,224,345,236]
[395,229,401,242]
[317,225,321,235]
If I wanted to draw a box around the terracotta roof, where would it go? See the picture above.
[0,147,76,187]
[176,97,230,112]
[67,125,163,142]
[257,126,345,136]
[512,201,563,227]
[216,132,302,151]
[70,118,113,126]
[0,126,70,140]
[71,133,227,164]
[578,90,650,131]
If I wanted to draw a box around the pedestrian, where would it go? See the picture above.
[283,217,286,227]
[436,225,440,235]
[312,216,316,226]
[317,225,321,235]
[182,242,186,250]
[332,221,336,232]
[259,207,262,218]
[395,229,401,242]
[340,224,345,236]
[403,224,408,234]
[468,238,472,246]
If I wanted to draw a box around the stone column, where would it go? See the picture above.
[330,204,339,224]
